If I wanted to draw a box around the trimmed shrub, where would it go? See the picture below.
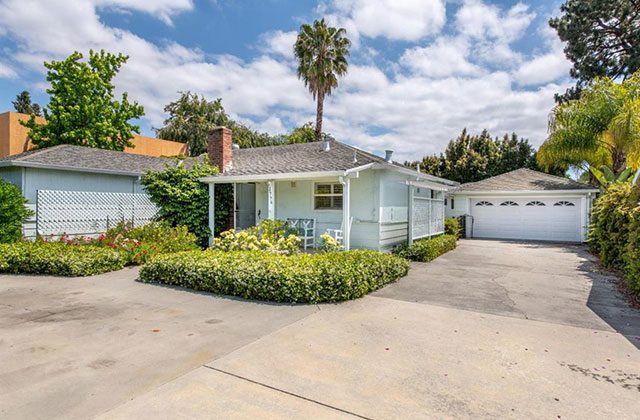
[393,234,457,262]
[139,250,410,303]
[0,180,34,243]
[0,241,126,276]
[445,217,461,238]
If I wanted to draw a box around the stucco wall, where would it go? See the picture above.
[0,111,188,158]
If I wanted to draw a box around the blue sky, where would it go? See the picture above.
[0,0,571,160]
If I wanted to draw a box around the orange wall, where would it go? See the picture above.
[0,111,188,158]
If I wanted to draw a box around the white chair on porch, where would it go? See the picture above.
[286,218,316,250]
[326,217,352,248]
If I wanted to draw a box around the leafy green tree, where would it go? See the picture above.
[21,50,144,151]
[407,129,557,184]
[12,91,41,116]
[281,122,317,144]
[156,91,280,154]
[0,180,34,243]
[538,72,640,177]
[550,0,640,102]
[295,18,350,142]
[141,159,232,247]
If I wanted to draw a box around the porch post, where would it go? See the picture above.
[267,180,275,220]
[408,185,414,246]
[208,183,215,247]
[233,183,237,229]
[342,176,351,251]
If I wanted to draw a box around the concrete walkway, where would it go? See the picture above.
[1,240,639,419]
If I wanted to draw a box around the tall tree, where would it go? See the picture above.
[156,92,281,155]
[550,0,640,102]
[537,72,640,176]
[294,18,350,142]
[12,91,41,116]
[407,129,562,184]
[21,50,144,151]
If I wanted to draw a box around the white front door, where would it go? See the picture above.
[470,197,582,242]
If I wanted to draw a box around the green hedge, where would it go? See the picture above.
[0,179,33,243]
[0,241,126,277]
[393,234,457,262]
[589,183,640,295]
[139,250,410,303]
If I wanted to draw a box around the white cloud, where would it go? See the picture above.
[513,25,571,86]
[400,37,483,78]
[259,30,297,59]
[93,0,193,25]
[325,0,446,42]
[0,61,17,78]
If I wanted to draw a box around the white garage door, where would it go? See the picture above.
[470,197,582,242]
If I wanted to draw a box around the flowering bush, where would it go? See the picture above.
[319,232,342,252]
[51,222,199,265]
[140,249,410,303]
[212,219,301,254]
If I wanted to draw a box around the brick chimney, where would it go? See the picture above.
[208,127,233,172]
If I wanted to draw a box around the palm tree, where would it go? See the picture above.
[538,72,640,181]
[294,19,350,142]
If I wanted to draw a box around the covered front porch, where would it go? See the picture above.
[206,172,358,250]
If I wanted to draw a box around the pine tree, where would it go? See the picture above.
[12,91,42,116]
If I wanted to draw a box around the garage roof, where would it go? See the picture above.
[456,168,596,192]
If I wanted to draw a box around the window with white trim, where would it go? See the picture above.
[500,201,519,206]
[525,200,545,206]
[313,183,343,210]
[475,201,493,206]
[553,201,575,206]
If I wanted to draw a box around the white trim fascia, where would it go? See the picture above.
[345,163,375,174]
[0,160,146,177]
[199,170,346,183]
[452,189,599,196]
[370,162,459,186]
[406,180,452,192]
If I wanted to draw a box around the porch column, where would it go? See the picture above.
[233,183,237,229]
[341,176,351,250]
[208,183,215,247]
[408,185,414,246]
[267,180,275,220]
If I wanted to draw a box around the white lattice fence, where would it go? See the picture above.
[36,190,158,236]
[412,197,445,240]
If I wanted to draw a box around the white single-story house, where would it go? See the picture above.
[200,128,459,251]
[446,168,599,242]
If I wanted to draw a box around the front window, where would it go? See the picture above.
[314,183,343,210]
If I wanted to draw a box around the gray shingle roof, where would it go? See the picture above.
[456,168,595,192]
[223,140,384,176]
[0,144,181,176]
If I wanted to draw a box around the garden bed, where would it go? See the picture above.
[139,249,410,303]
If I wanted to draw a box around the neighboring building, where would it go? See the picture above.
[0,111,188,158]
[0,145,183,237]
[446,168,598,242]
[200,128,459,251]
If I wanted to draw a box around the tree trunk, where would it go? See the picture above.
[315,91,324,142]
[612,147,627,175]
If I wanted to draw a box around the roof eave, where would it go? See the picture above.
[370,162,459,186]
[0,160,144,177]
[199,170,349,183]
[452,189,599,195]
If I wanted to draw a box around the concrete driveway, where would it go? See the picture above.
[1,240,639,419]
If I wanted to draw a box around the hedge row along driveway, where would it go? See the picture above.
[140,250,410,303]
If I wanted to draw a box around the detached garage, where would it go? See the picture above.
[446,169,599,243]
